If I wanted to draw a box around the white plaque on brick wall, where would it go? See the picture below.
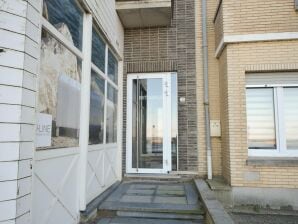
[36,113,52,147]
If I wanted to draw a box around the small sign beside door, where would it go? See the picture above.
[36,113,52,147]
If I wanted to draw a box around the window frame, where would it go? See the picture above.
[39,5,119,150]
[246,83,298,157]
[38,8,85,150]
[89,25,119,146]
[105,83,118,144]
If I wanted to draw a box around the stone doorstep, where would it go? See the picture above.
[99,201,204,215]
[124,173,182,181]
[97,217,200,224]
[195,179,235,224]
[116,211,204,221]
[83,180,206,223]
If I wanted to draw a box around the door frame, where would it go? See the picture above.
[126,73,173,174]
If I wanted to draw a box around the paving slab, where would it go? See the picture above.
[153,196,187,204]
[120,195,152,203]
[185,182,199,205]
[116,211,204,220]
[156,189,185,196]
[97,217,199,224]
[98,181,204,215]
[99,201,203,214]
[126,189,155,195]
[157,185,184,191]
[129,184,157,190]
[105,183,131,202]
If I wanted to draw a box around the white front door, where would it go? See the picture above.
[126,73,175,174]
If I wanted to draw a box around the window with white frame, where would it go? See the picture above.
[37,0,84,149]
[89,26,118,145]
[246,73,298,156]
[37,0,119,149]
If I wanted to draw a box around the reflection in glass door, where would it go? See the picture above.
[127,73,178,174]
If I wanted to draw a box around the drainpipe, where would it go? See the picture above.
[201,0,213,180]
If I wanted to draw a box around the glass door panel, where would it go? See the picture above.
[171,74,178,171]
[132,79,164,169]
[127,73,177,174]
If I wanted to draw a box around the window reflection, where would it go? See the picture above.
[37,29,81,149]
[92,28,106,72]
[43,0,83,50]
[108,50,118,84]
[89,71,105,145]
[132,79,164,169]
[171,74,178,171]
[106,84,118,143]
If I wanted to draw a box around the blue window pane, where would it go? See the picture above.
[92,28,106,72]
[106,84,117,143]
[44,0,83,50]
[89,71,105,145]
[108,50,118,84]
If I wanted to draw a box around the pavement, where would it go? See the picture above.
[230,213,298,224]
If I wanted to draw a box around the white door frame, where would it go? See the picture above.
[126,73,173,174]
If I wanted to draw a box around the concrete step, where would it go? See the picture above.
[99,201,204,215]
[96,217,202,224]
[123,174,183,182]
[116,211,204,220]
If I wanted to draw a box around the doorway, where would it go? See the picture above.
[126,73,178,174]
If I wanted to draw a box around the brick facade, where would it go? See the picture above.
[122,0,198,172]
[222,0,298,36]
[120,0,298,187]
[221,40,298,188]
[213,0,298,188]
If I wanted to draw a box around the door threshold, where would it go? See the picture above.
[124,173,182,181]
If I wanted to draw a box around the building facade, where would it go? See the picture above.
[0,0,297,223]
[213,0,298,207]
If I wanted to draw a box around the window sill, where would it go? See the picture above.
[247,157,298,167]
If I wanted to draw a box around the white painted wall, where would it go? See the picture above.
[32,148,80,224]
[86,145,118,204]
[0,0,42,223]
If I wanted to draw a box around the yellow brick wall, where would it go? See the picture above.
[197,0,298,186]
[218,48,231,183]
[207,0,222,177]
[196,0,222,177]
[222,0,298,35]
[214,1,223,48]
[221,40,298,188]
